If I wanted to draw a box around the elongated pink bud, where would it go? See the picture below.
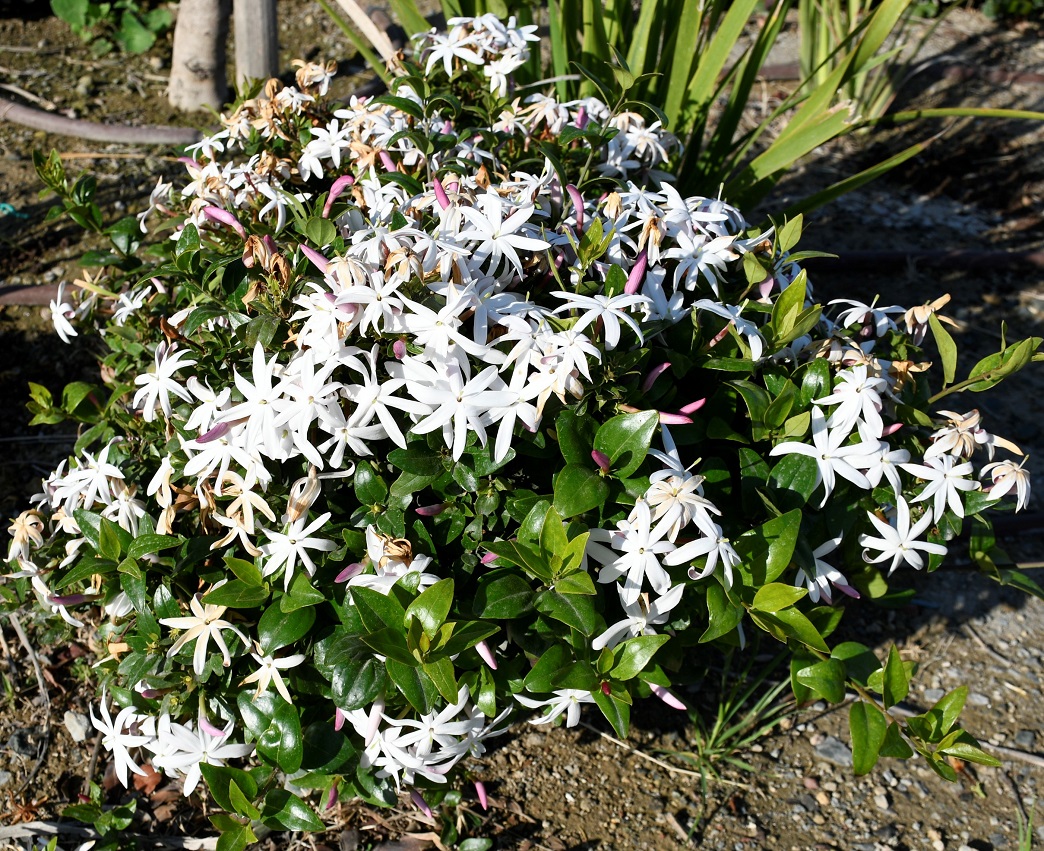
[565,184,584,235]
[202,205,246,239]
[411,790,433,819]
[475,780,488,811]
[178,156,200,168]
[835,581,861,599]
[199,715,227,737]
[678,398,706,414]
[591,450,611,473]
[441,119,453,134]
[325,780,340,810]
[138,688,163,699]
[48,592,94,606]
[379,150,397,172]
[392,339,407,360]
[650,683,686,710]
[299,243,330,274]
[197,421,231,444]
[480,551,499,565]
[334,707,345,731]
[625,250,647,295]
[475,639,498,670]
[415,503,446,517]
[642,361,671,393]
[658,412,693,425]
[365,694,384,746]
[882,422,903,436]
[322,174,355,218]
[575,105,588,130]
[433,177,450,210]
[335,562,365,583]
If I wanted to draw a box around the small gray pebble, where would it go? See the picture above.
[923,688,945,703]
[814,736,853,768]
[1015,730,1036,749]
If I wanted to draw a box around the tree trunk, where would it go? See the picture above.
[168,0,231,112]
[233,0,279,91]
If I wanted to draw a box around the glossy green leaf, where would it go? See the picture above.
[258,603,315,654]
[610,634,669,681]
[882,646,909,709]
[405,578,454,637]
[474,572,536,619]
[261,789,324,832]
[752,582,807,613]
[795,658,846,703]
[553,464,610,518]
[593,410,659,478]
[535,590,599,635]
[203,580,269,609]
[849,700,888,775]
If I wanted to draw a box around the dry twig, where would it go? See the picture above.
[7,612,51,794]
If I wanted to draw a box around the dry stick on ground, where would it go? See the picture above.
[0,821,219,849]
[7,612,52,795]
[576,720,754,789]
[0,94,204,144]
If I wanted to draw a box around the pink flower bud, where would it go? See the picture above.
[650,683,686,710]
[392,339,407,360]
[565,184,584,235]
[199,715,227,737]
[411,790,433,819]
[433,177,451,210]
[882,422,903,436]
[202,205,246,239]
[299,243,330,274]
[475,780,489,811]
[446,180,459,193]
[475,639,498,670]
[758,277,775,300]
[658,412,693,425]
[575,105,588,129]
[325,780,340,810]
[47,592,92,606]
[196,421,231,444]
[138,688,162,700]
[322,174,355,218]
[441,119,453,134]
[365,695,384,746]
[678,398,706,415]
[415,503,446,517]
[601,681,611,696]
[625,250,648,295]
[177,156,200,168]
[642,361,671,393]
[334,707,346,731]
[480,551,499,565]
[379,150,397,172]
[334,562,365,583]
[591,449,611,473]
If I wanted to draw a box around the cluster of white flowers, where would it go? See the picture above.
[340,687,509,791]
[22,15,1032,795]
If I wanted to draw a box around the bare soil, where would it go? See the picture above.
[1,3,1043,850]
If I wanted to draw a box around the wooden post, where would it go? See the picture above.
[168,0,231,112]
[233,0,279,91]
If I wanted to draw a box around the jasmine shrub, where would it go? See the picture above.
[10,15,1041,845]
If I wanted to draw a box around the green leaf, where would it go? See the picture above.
[523,644,572,693]
[224,555,263,587]
[928,313,957,386]
[359,628,416,666]
[700,582,745,642]
[330,655,385,712]
[281,571,325,611]
[474,572,536,619]
[539,506,569,563]
[880,722,914,758]
[592,688,630,738]
[388,446,443,476]
[535,590,599,635]
[882,646,909,709]
[203,580,269,609]
[752,582,807,613]
[768,454,819,507]
[733,509,801,585]
[354,462,388,505]
[386,658,436,713]
[849,700,888,775]
[422,657,459,703]
[938,738,1001,767]
[964,337,1039,392]
[484,540,553,582]
[261,789,324,832]
[928,685,967,736]
[831,642,880,686]
[554,570,596,595]
[116,11,156,53]
[257,700,303,773]
[405,578,454,637]
[553,464,610,518]
[258,603,315,654]
[52,0,88,28]
[127,533,180,560]
[200,764,259,815]
[795,659,846,703]
[610,635,670,681]
[593,410,659,478]
[303,216,337,246]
